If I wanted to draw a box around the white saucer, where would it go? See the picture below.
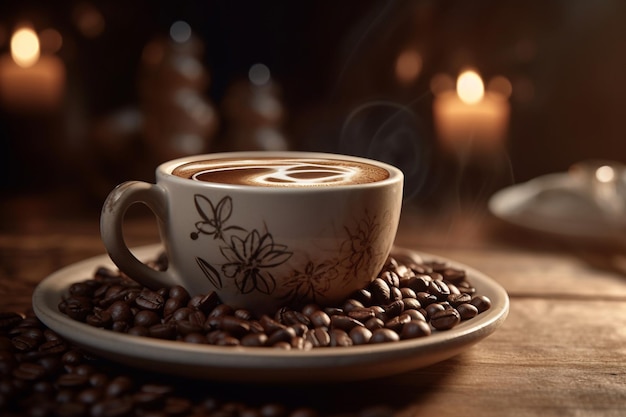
[489,173,622,240]
[33,245,509,383]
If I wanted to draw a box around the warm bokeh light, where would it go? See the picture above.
[395,49,422,84]
[39,29,63,54]
[73,2,105,38]
[457,70,484,104]
[488,76,513,98]
[429,73,454,95]
[595,165,615,183]
[170,21,192,43]
[11,28,40,68]
[249,63,271,86]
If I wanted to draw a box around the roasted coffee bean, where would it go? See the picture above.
[11,334,41,351]
[329,329,353,347]
[400,320,431,339]
[267,327,297,346]
[457,303,479,320]
[342,299,365,314]
[91,397,134,417]
[220,316,252,337]
[163,297,186,318]
[38,339,67,355]
[416,291,438,306]
[400,287,417,299]
[308,310,331,328]
[447,293,471,307]
[331,315,364,331]
[424,302,446,319]
[168,285,190,302]
[383,300,404,318]
[380,270,400,288]
[364,317,384,331]
[430,309,461,330]
[305,328,331,347]
[189,292,221,314]
[259,315,287,334]
[347,308,376,322]
[106,375,133,398]
[64,296,93,321]
[370,328,400,344]
[351,288,372,305]
[403,309,426,322]
[241,333,268,347]
[369,278,391,304]
[127,326,150,337]
[134,310,160,327]
[428,280,451,301]
[349,326,372,345]
[234,309,254,321]
[406,275,430,292]
[149,323,177,340]
[13,362,46,380]
[384,313,412,333]
[86,310,112,328]
[183,333,207,344]
[107,301,133,323]
[69,281,97,297]
[135,289,165,311]
[175,320,203,336]
[470,295,492,313]
[57,373,90,388]
[0,311,23,330]
[276,309,310,327]
[440,267,466,284]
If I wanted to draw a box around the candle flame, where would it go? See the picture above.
[457,70,484,104]
[11,28,40,68]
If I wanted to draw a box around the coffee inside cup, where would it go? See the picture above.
[171,157,390,187]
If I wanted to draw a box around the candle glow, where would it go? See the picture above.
[433,70,510,155]
[0,26,65,111]
[11,28,40,68]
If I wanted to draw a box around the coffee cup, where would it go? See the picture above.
[100,151,404,314]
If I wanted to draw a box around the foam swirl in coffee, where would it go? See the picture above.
[171,157,389,187]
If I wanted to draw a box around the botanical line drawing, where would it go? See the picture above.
[190,195,292,295]
[190,194,389,303]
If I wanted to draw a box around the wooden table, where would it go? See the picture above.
[1,194,625,416]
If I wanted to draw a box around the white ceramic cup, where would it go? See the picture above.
[100,151,404,314]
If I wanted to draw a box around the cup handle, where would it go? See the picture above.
[100,181,174,290]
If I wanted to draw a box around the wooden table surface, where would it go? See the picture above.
[1,193,625,416]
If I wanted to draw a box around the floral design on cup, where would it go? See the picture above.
[190,194,389,304]
[191,195,292,295]
[280,211,389,306]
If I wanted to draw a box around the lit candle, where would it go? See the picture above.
[0,26,65,112]
[433,69,510,154]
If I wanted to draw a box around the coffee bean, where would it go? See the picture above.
[308,310,330,328]
[369,278,391,304]
[470,295,492,313]
[370,328,400,344]
[457,303,479,320]
[349,326,372,345]
[430,309,461,330]
[447,293,472,307]
[13,362,46,380]
[400,320,431,339]
[135,289,164,311]
[330,315,363,331]
[305,328,331,347]
[329,329,353,347]
[134,310,160,327]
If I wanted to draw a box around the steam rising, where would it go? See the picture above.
[338,101,432,201]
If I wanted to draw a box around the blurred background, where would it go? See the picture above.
[1,0,625,224]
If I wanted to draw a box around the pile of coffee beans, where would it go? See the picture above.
[3,311,395,417]
[58,254,491,349]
